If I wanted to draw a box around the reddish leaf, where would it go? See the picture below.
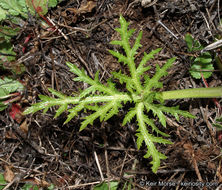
[9,103,23,123]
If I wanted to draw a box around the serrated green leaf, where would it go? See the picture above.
[136,132,144,149]
[66,62,84,77]
[108,50,128,64]
[104,101,122,121]
[143,116,169,137]
[157,105,195,119]
[112,71,131,84]
[110,40,123,46]
[150,136,172,144]
[122,108,136,125]
[99,102,116,121]
[23,15,202,175]
[23,102,47,114]
[54,104,67,118]
[48,88,66,98]
[131,31,142,57]
[38,94,52,101]
[136,102,165,173]
[127,29,135,40]
[79,86,96,98]
[64,103,85,124]
[94,71,100,82]
[145,103,166,127]
[66,62,94,85]
[137,48,162,75]
[145,57,176,91]
[107,78,116,91]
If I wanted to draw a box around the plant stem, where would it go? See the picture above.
[162,87,222,100]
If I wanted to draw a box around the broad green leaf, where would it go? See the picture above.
[48,0,57,7]
[190,55,214,79]
[0,77,24,111]
[185,34,213,79]
[0,173,7,190]
[213,116,222,130]
[0,24,20,42]
[0,0,28,19]
[47,184,55,190]
[0,77,24,93]
[0,7,7,21]
[21,183,39,190]
[0,87,9,99]
[185,33,194,52]
[26,0,49,16]
[0,42,16,65]
[25,0,58,17]
[185,33,203,52]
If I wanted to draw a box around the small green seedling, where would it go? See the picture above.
[24,15,222,173]
[185,33,214,79]
[21,183,55,190]
[93,181,119,190]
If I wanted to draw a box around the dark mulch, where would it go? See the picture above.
[1,0,222,189]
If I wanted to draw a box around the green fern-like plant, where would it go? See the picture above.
[24,15,222,173]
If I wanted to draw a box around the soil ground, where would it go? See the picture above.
[1,0,222,189]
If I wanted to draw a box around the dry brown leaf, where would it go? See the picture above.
[77,1,96,14]
[34,178,50,187]
[5,130,18,140]
[19,119,28,134]
[4,165,14,182]
[216,163,222,182]
[62,1,96,23]
[207,162,216,170]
